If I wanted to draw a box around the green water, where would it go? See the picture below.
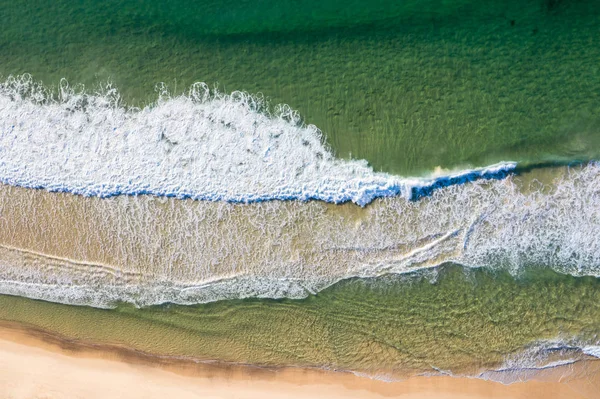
[1,0,599,174]
[1,0,600,376]
[1,265,599,374]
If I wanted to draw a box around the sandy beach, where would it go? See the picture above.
[0,322,598,399]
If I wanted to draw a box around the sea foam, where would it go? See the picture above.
[477,338,600,384]
[0,161,600,308]
[1,75,599,309]
[0,74,515,206]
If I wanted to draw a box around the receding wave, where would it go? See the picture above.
[0,158,599,308]
[478,339,600,384]
[0,74,515,206]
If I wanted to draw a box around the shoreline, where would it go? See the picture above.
[0,320,598,399]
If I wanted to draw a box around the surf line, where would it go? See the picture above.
[0,162,518,206]
[1,75,517,206]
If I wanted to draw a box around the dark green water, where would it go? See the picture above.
[1,0,599,174]
[1,265,599,374]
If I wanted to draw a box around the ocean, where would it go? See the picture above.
[0,0,599,378]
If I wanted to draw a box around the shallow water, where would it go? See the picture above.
[1,265,599,376]
[1,164,599,307]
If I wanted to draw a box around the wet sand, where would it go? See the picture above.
[0,321,598,399]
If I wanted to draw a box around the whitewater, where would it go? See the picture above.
[0,75,515,206]
[0,75,600,309]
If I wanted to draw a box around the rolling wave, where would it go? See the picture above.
[0,161,599,308]
[0,74,515,206]
[478,339,600,384]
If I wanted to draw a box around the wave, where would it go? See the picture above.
[348,336,600,383]
[1,75,600,308]
[477,339,600,384]
[0,74,515,206]
[0,159,599,308]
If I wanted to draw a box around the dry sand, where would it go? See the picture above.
[0,322,598,399]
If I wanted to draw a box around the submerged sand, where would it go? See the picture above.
[0,163,592,309]
[0,322,598,399]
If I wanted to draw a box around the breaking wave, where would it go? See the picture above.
[0,75,599,308]
[0,74,514,206]
[0,161,599,308]
[478,339,600,384]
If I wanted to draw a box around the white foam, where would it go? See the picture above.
[0,74,515,206]
[494,340,582,372]
[582,346,600,358]
[0,161,599,309]
[0,75,599,309]
[474,338,600,384]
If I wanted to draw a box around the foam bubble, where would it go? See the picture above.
[582,346,600,358]
[0,74,515,206]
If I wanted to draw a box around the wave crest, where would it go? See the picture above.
[0,74,515,206]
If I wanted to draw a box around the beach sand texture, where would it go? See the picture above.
[1,323,599,399]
